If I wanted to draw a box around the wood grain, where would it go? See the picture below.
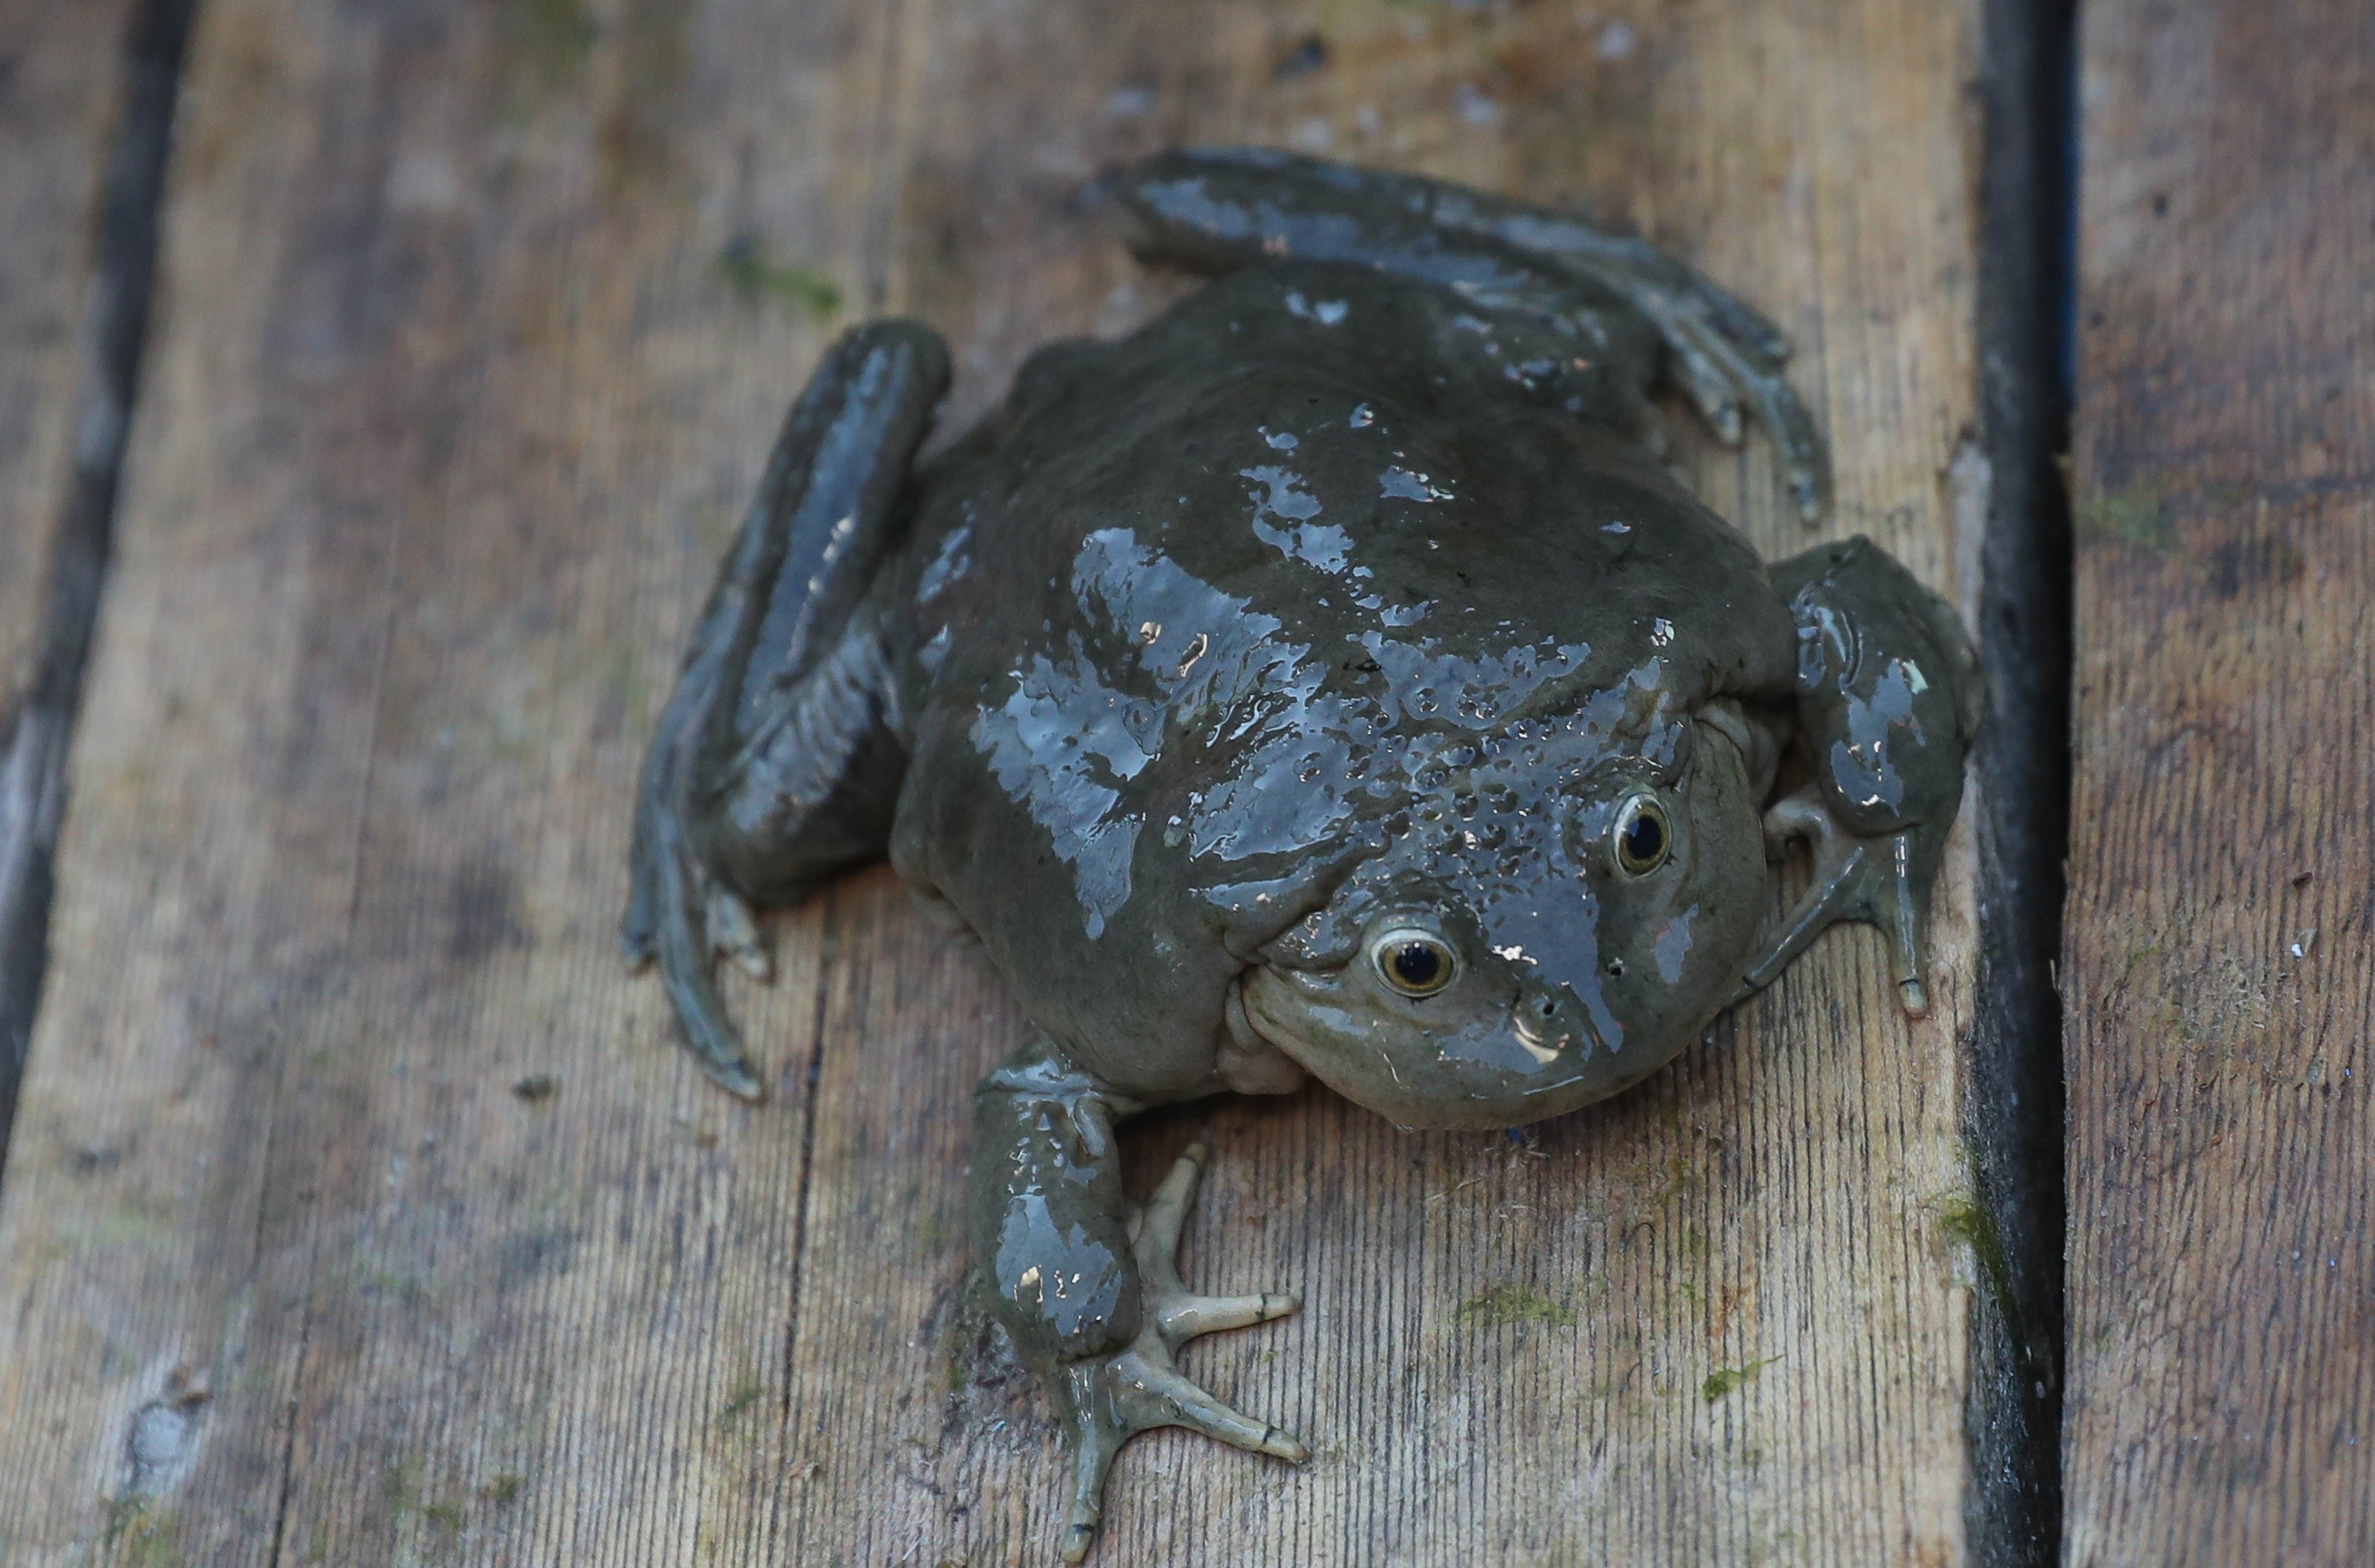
[0,1,2000,1563]
[2063,2,2375,1562]
[0,0,151,1188]
[0,0,133,710]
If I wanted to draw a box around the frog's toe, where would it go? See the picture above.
[1131,1144,1304,1347]
[1123,1355,1309,1461]
[1577,251,1826,519]
[623,808,765,1098]
[1667,335,1749,446]
[1705,393,1747,449]
[1683,264,1795,368]
[671,983,767,1102]
[1157,1290,1300,1344]
[1127,1139,1211,1261]
[1058,1345,1308,1562]
[1709,336,1827,522]
[1061,1425,1119,1565]
[642,839,768,1101]
[1734,785,1937,1018]
[620,856,661,972]
[706,883,772,981]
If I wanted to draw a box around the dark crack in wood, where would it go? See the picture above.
[0,0,202,1168]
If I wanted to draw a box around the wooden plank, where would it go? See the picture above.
[0,1,2001,1565]
[0,0,143,1125]
[0,0,871,1557]
[2063,2,2375,1561]
[0,0,133,709]
[778,1,2001,1563]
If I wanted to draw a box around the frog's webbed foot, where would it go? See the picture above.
[1057,1142,1305,1564]
[1734,785,1940,1018]
[1736,537,1983,1018]
[1610,257,1826,523]
[1109,146,1831,522]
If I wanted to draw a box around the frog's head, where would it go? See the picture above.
[1239,707,1773,1130]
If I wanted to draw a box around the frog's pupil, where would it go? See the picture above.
[1623,810,1665,866]
[1391,943,1442,989]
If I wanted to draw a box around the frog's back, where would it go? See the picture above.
[888,263,1795,1096]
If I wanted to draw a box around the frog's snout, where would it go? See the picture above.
[1240,936,1636,1132]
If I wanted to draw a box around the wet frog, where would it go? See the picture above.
[624,149,1979,1560]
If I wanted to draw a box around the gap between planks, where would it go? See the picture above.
[0,1,2078,1562]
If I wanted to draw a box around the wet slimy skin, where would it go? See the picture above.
[623,149,1980,1560]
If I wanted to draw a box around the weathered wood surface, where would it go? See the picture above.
[2063,2,2375,1562]
[0,1,2002,1563]
[0,0,134,710]
[0,0,150,1178]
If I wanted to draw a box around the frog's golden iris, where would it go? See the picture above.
[1368,927,1458,997]
[1614,791,1673,876]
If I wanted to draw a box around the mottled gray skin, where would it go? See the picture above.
[623,149,1980,1561]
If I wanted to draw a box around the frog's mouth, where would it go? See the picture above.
[1239,962,1645,1131]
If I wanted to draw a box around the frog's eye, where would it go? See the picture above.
[1369,927,1458,997]
[1613,792,1672,877]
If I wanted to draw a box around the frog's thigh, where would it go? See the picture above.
[1739,537,1982,1017]
[691,606,909,898]
[623,321,949,1097]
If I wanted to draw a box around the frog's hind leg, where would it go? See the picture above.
[1734,537,1983,1017]
[1109,146,1831,521]
[624,322,949,1097]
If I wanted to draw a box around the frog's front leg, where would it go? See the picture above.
[1737,537,1984,1017]
[971,1041,1304,1563]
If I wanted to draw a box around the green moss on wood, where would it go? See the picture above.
[1701,1354,1782,1402]
[715,238,843,321]
[1454,1282,1577,1328]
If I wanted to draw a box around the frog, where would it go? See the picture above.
[623,147,1980,1561]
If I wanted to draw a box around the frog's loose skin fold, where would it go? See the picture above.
[622,150,1980,1561]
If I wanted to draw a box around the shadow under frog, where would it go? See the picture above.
[623,148,1980,1561]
